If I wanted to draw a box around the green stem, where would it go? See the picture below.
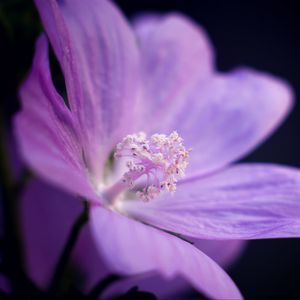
[49,200,89,297]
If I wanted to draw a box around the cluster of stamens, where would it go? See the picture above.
[114,131,191,202]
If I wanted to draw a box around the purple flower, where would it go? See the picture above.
[14,0,300,298]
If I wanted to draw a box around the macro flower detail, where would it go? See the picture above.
[111,131,190,203]
[14,0,300,299]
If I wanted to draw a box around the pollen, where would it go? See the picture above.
[114,131,191,202]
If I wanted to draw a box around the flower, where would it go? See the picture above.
[14,0,300,299]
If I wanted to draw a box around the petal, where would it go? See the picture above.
[124,164,300,239]
[164,68,293,177]
[14,35,95,198]
[134,15,292,178]
[194,239,246,268]
[104,239,246,300]
[133,13,214,126]
[20,179,109,290]
[90,207,242,299]
[20,179,82,288]
[71,222,110,291]
[34,0,141,179]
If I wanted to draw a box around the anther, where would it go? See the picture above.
[114,131,191,202]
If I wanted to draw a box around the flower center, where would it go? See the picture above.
[103,131,191,206]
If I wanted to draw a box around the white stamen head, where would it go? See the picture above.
[114,131,191,202]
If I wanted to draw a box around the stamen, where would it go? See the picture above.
[114,131,191,202]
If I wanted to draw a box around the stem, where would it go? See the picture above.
[49,200,89,296]
[87,274,121,299]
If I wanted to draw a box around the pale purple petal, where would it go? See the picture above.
[14,35,95,199]
[72,223,110,291]
[133,13,214,127]
[20,179,110,290]
[134,15,292,176]
[90,207,242,299]
[164,69,293,177]
[73,228,246,297]
[104,239,246,299]
[124,164,300,240]
[34,0,141,180]
[194,239,246,268]
[20,179,82,288]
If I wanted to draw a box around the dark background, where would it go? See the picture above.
[1,0,300,299]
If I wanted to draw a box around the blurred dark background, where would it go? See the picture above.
[1,0,300,299]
